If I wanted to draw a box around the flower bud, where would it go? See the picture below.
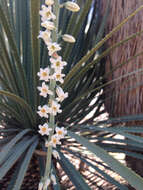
[62,34,76,43]
[41,21,55,30]
[45,0,54,6]
[64,1,80,12]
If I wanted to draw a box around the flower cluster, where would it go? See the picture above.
[37,1,80,189]
[37,0,71,148]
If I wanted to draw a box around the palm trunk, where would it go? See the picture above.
[101,0,143,186]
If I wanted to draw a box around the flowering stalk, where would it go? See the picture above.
[37,0,79,189]
[43,1,59,189]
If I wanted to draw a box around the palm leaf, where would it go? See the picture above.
[0,136,38,180]
[0,129,31,165]
[68,131,143,190]
[12,140,38,190]
[0,2,29,101]
[58,151,91,190]
[64,147,128,190]
[30,0,40,110]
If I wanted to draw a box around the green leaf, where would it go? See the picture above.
[37,154,45,177]
[0,137,13,145]
[63,5,143,88]
[0,3,29,101]
[7,158,23,190]
[0,102,24,123]
[102,114,143,125]
[96,136,143,149]
[107,126,143,133]
[85,125,143,144]
[13,139,38,190]
[63,0,93,60]
[0,33,19,93]
[68,131,143,190]
[30,0,40,110]
[0,136,37,180]
[58,151,91,190]
[65,148,128,190]
[0,90,36,125]
[0,129,31,165]
[52,162,61,190]
[65,30,143,92]
[95,0,110,44]
[0,129,19,133]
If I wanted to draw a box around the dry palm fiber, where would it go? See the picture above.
[101,0,143,119]
[101,0,143,182]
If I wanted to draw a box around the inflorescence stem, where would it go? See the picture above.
[37,0,79,189]
[43,1,59,189]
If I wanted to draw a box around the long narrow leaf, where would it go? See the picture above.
[68,131,143,190]
[0,129,30,165]
[0,90,36,125]
[52,162,61,190]
[30,0,40,110]
[58,151,91,190]
[0,136,37,180]
[83,125,143,144]
[0,33,19,93]
[0,3,29,101]
[63,0,92,60]
[63,5,143,88]
[13,139,38,190]
[65,31,143,92]
[7,157,23,190]
[65,148,128,190]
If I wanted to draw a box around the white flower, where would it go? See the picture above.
[56,86,68,102]
[64,1,80,12]
[50,56,67,71]
[49,100,62,116]
[62,34,76,43]
[41,20,55,30]
[37,82,53,98]
[38,30,51,45]
[51,174,57,185]
[45,178,50,187]
[39,5,56,22]
[38,182,43,190]
[50,134,61,147]
[38,123,52,136]
[37,105,50,118]
[52,71,65,83]
[55,127,67,138]
[47,42,61,56]
[52,150,60,159]
[45,0,54,6]
[37,67,50,82]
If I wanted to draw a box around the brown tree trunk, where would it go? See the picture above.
[101,0,143,117]
[101,0,143,187]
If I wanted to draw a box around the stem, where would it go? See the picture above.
[43,1,60,189]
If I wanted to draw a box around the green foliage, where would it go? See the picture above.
[0,0,143,189]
